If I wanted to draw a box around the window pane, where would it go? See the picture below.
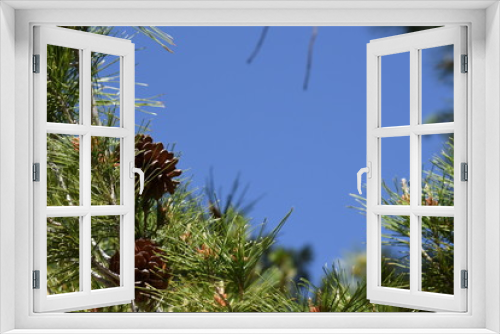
[47,134,80,206]
[381,215,410,290]
[381,52,410,127]
[91,52,121,127]
[381,136,410,205]
[421,45,454,124]
[47,217,80,295]
[91,137,121,205]
[47,45,80,124]
[421,216,454,294]
[91,216,121,290]
[421,134,454,206]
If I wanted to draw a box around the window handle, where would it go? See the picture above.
[357,162,371,195]
[130,162,144,195]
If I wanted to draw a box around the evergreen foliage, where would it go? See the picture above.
[45,26,454,312]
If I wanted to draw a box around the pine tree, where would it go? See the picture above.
[46,26,455,313]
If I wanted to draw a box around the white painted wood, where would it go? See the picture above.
[372,205,455,217]
[0,2,17,333]
[2,329,499,334]
[33,26,135,313]
[485,3,500,333]
[82,47,92,296]
[366,26,467,312]
[46,123,129,137]
[372,126,412,137]
[34,26,131,58]
[409,46,420,297]
[46,206,130,217]
[1,329,498,334]
[412,123,455,135]
[372,123,455,138]
[366,30,379,310]
[452,25,469,314]
[7,5,490,333]
[3,0,497,10]
[121,32,136,297]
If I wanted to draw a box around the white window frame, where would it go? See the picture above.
[33,26,136,313]
[0,1,499,333]
[366,26,468,312]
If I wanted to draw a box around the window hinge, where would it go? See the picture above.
[33,163,40,182]
[461,54,468,73]
[461,162,468,181]
[33,270,40,289]
[461,270,468,289]
[33,54,40,73]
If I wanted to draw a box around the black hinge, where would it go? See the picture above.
[461,270,468,289]
[33,54,40,73]
[461,54,468,73]
[33,270,40,289]
[461,162,468,181]
[33,163,40,182]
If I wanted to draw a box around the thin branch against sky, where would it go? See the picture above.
[303,26,319,91]
[247,26,319,91]
[247,26,270,64]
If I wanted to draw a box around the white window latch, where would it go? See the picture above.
[130,161,144,195]
[357,162,371,195]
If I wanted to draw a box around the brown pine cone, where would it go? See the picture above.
[109,238,171,302]
[134,134,182,201]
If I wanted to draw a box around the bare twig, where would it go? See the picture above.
[131,300,139,312]
[303,27,318,91]
[91,256,120,282]
[91,271,116,287]
[48,162,75,206]
[91,90,103,126]
[91,237,112,262]
[247,27,270,64]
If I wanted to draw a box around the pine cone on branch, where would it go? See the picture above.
[109,238,171,302]
[135,134,182,201]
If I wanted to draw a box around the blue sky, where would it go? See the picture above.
[126,26,453,284]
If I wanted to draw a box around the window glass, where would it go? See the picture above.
[381,215,410,290]
[421,45,454,124]
[47,45,80,124]
[381,136,410,205]
[91,216,121,290]
[91,52,121,127]
[421,216,454,294]
[381,52,410,127]
[47,134,80,206]
[421,134,454,206]
[47,217,80,294]
[91,137,121,205]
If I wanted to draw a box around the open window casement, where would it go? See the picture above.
[33,26,139,312]
[362,26,467,312]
